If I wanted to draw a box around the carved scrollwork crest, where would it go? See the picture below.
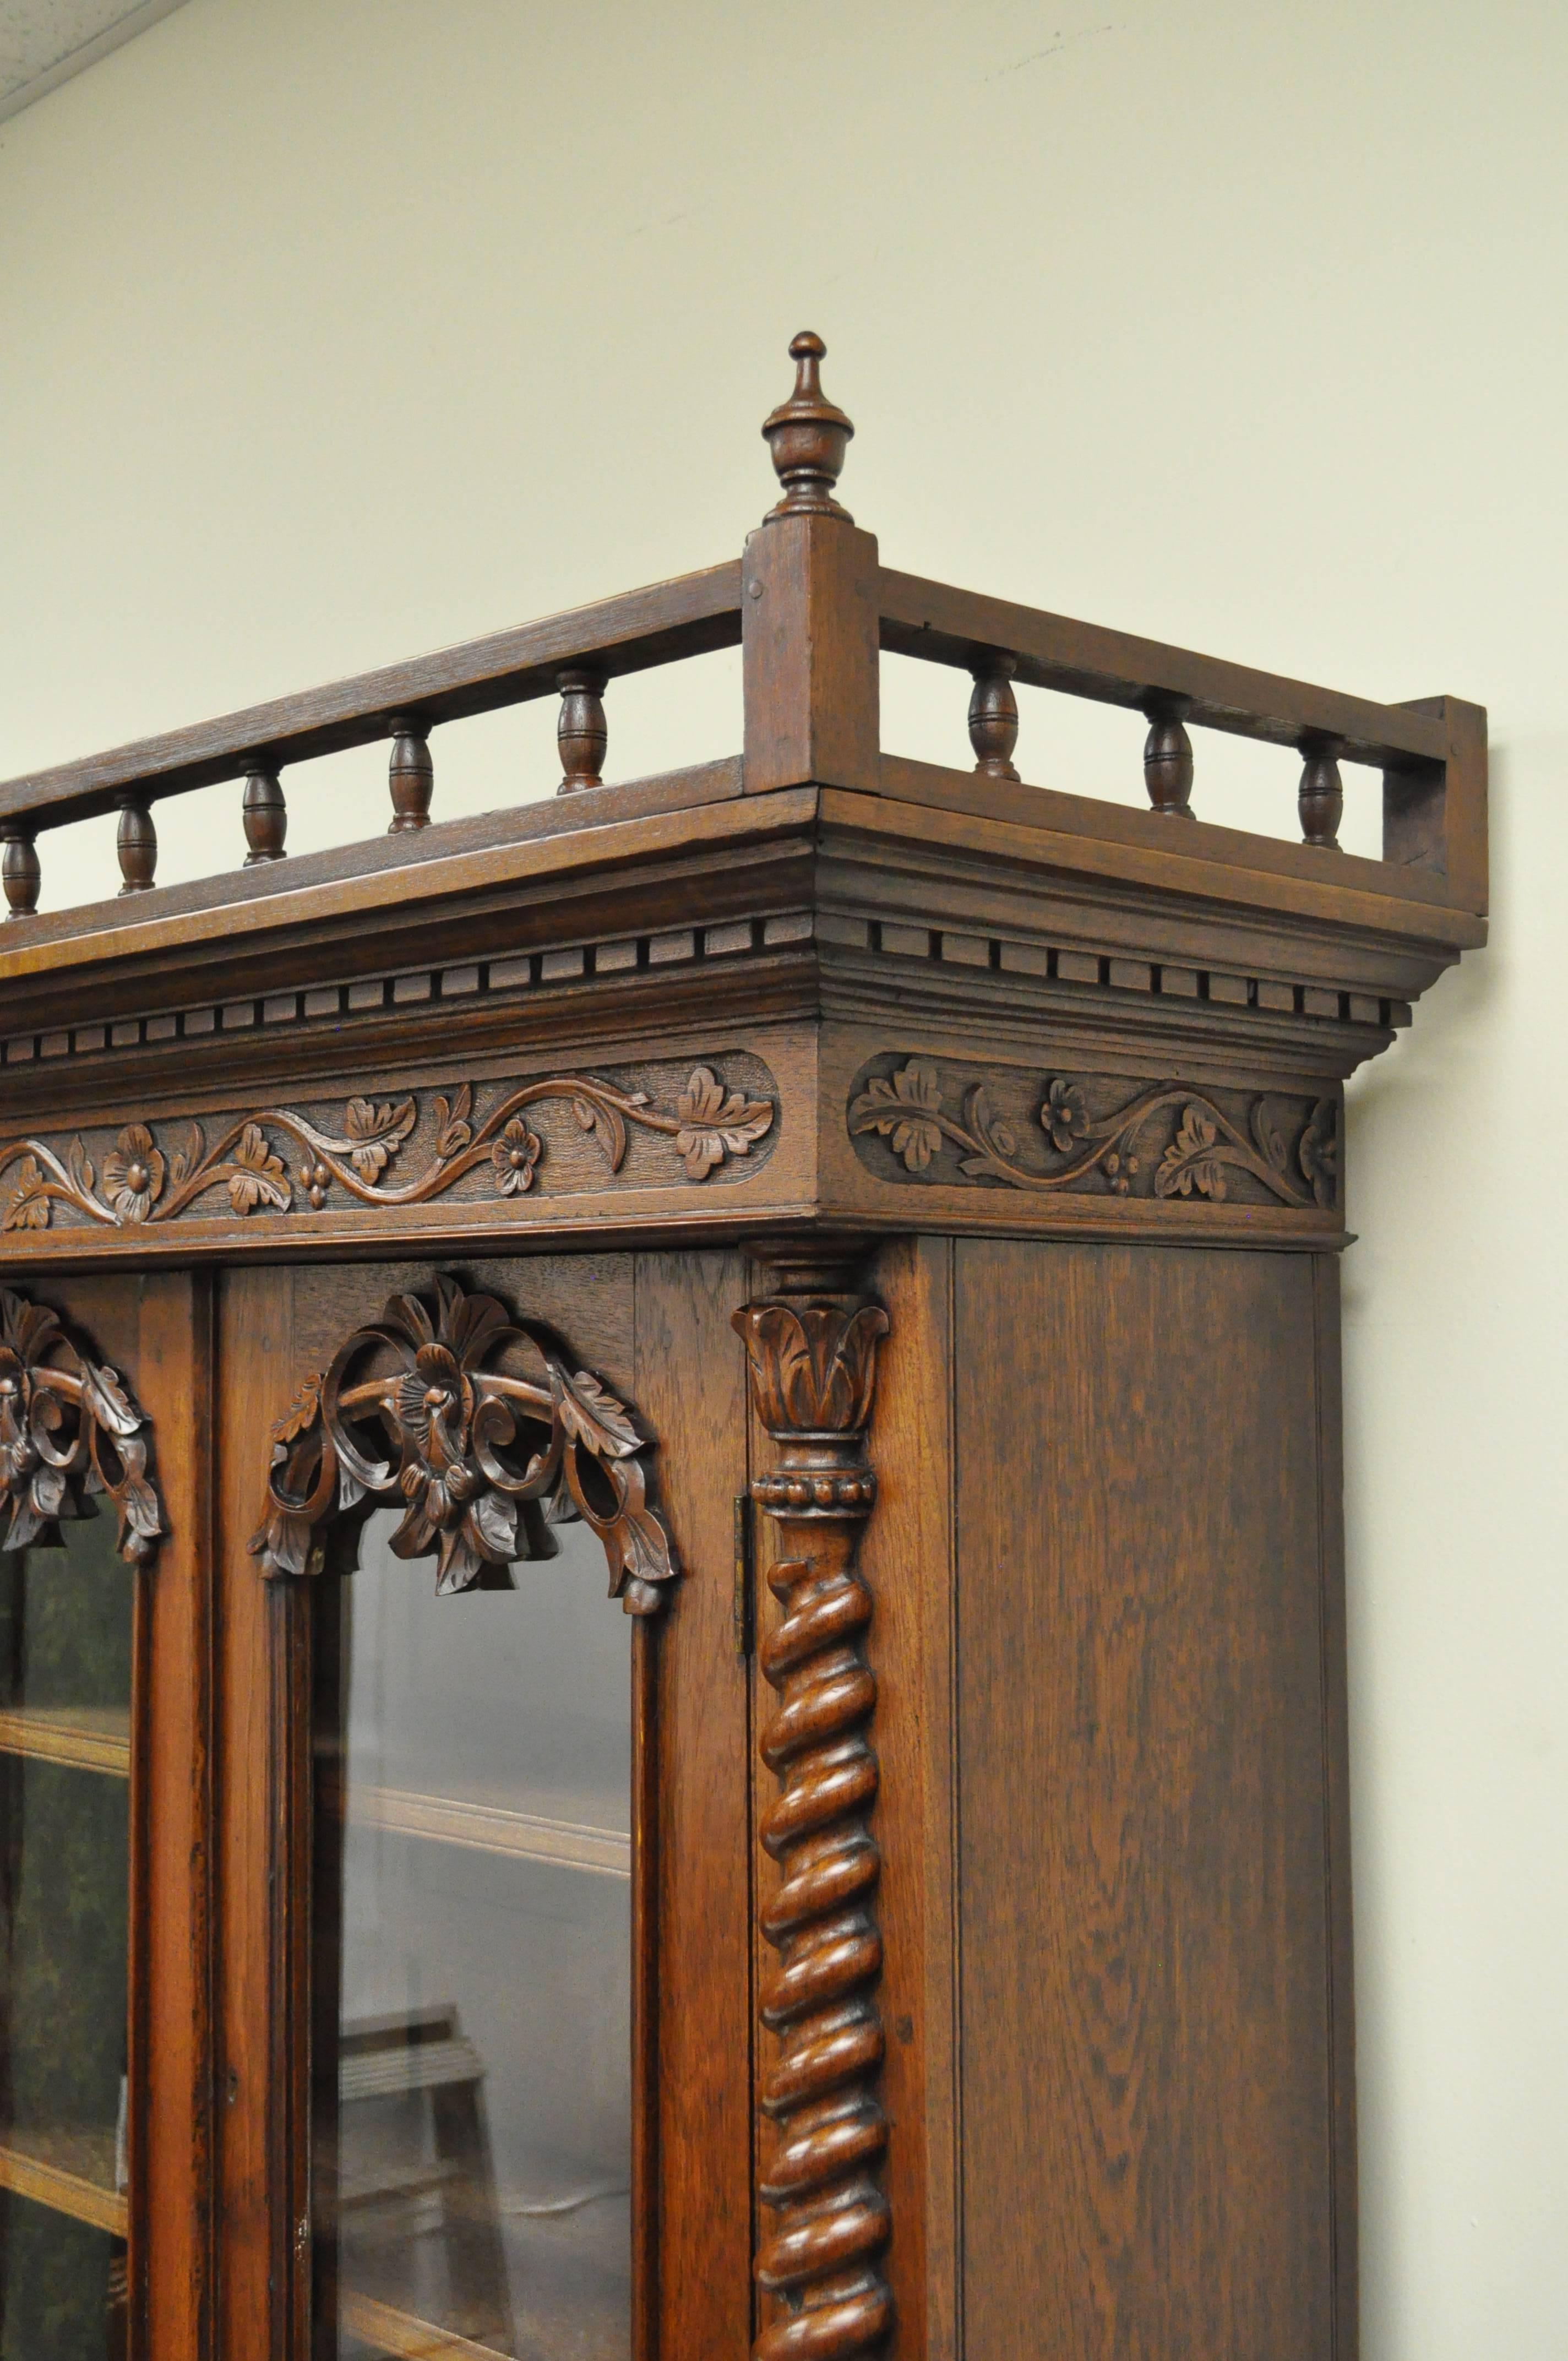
[249,1275,678,1613]
[0,1289,161,1564]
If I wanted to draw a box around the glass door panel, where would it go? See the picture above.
[313,1508,633,2361]
[0,1514,134,2361]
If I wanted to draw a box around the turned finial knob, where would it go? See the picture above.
[761,330,854,524]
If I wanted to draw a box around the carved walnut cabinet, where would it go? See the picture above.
[0,338,1486,2360]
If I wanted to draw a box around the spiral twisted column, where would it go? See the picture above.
[734,1285,892,2361]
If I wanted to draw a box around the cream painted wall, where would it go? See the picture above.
[1,1,1563,2350]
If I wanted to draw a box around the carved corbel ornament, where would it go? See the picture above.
[249,1274,677,1613]
[0,1287,162,1564]
[733,1267,892,2361]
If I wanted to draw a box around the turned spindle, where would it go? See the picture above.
[1298,741,1344,850]
[242,768,287,864]
[760,330,855,523]
[1143,699,1195,818]
[387,719,433,833]
[556,670,608,795]
[2,829,40,920]
[968,656,1021,781]
[117,799,157,892]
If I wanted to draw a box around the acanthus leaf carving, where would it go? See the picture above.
[0,1288,162,1565]
[249,1274,677,1615]
[0,1061,777,1233]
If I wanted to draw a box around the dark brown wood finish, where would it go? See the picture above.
[0,564,744,834]
[0,328,1483,2361]
[633,1250,754,2359]
[954,1239,1340,2357]
[4,1276,215,2361]
[736,1253,891,2360]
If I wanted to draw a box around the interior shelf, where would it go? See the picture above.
[341,1781,630,1879]
[339,2289,509,2360]
[0,2126,126,2237]
[0,1702,131,1777]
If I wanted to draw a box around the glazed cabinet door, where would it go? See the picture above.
[0,1274,213,2361]
[213,1254,753,2361]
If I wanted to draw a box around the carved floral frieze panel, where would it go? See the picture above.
[0,1054,778,1235]
[847,1055,1340,1210]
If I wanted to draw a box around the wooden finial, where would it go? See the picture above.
[242,768,287,864]
[968,655,1021,781]
[387,717,433,833]
[556,669,608,795]
[761,330,854,523]
[2,828,40,920]
[116,797,158,891]
[1142,698,1195,819]
[1298,739,1344,850]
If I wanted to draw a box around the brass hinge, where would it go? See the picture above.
[733,1492,755,1659]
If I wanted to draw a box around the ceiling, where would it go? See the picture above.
[0,0,189,126]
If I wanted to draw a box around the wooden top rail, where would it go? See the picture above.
[0,561,743,834]
[0,329,1485,928]
[878,570,1445,773]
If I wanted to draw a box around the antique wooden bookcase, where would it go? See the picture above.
[0,336,1485,2361]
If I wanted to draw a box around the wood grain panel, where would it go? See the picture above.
[955,1240,1337,2357]
[132,1271,216,2361]
[633,1249,754,2359]
[859,1236,960,2358]
[215,1261,298,2360]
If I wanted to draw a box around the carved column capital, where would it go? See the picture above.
[734,1256,892,2360]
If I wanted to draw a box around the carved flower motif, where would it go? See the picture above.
[298,1159,332,1210]
[102,1124,165,1225]
[491,1117,542,1195]
[1298,1098,1338,1209]
[394,1341,473,1453]
[847,1061,944,1173]
[674,1067,775,1180]
[2,1156,50,1233]
[1041,1079,1091,1154]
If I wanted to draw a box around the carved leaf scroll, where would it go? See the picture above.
[0,1062,776,1233]
[850,1058,1340,1210]
[0,1289,161,1564]
[249,1275,677,1614]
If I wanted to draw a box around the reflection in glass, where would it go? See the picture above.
[0,1512,133,2360]
[314,1508,633,2360]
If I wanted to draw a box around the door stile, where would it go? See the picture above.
[630,1617,660,2361]
[136,1269,219,2361]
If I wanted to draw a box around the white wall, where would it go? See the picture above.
[2,2,1562,2349]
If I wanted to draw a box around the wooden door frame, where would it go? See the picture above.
[213,1249,755,2361]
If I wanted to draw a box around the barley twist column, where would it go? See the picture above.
[734,1266,892,2361]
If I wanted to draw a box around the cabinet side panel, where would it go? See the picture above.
[633,1250,754,2358]
[1315,1256,1359,2361]
[955,1241,1335,2358]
